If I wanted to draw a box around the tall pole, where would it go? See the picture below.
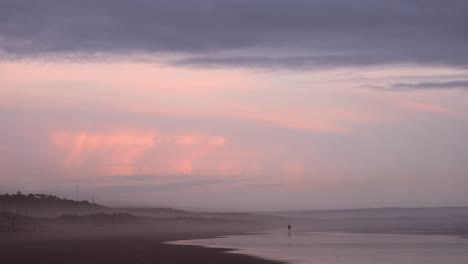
[76,184,79,201]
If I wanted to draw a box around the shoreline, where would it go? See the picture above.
[166,229,468,264]
[165,231,285,264]
[294,229,468,238]
[2,225,466,264]
[0,227,284,264]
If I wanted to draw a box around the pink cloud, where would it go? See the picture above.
[0,61,353,134]
[50,129,228,177]
[210,136,226,147]
[395,100,450,114]
[51,130,157,175]
[176,133,202,147]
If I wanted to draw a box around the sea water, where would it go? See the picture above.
[169,230,468,264]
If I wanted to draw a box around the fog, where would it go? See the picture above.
[1,0,468,211]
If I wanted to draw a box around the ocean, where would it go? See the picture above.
[169,230,468,264]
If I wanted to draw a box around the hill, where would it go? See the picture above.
[0,192,107,217]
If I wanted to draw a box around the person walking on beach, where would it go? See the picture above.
[288,224,291,236]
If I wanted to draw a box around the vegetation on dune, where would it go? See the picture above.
[0,191,106,213]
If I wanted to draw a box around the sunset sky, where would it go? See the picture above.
[1,0,467,211]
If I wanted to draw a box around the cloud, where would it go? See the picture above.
[1,0,467,68]
[395,100,450,113]
[103,174,167,182]
[92,179,225,193]
[171,53,467,70]
[171,54,407,69]
[369,80,468,91]
[49,129,228,176]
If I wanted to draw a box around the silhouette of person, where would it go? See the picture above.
[288,224,291,236]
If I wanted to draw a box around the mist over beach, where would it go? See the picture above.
[1,0,468,263]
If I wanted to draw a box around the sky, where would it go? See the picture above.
[1,0,468,211]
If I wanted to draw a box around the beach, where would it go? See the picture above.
[0,227,283,264]
[171,230,468,264]
[2,202,467,264]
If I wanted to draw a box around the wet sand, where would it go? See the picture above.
[0,228,283,264]
[171,230,468,264]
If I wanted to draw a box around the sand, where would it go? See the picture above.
[0,227,282,264]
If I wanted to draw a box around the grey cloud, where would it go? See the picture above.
[391,80,468,91]
[369,80,468,91]
[1,0,468,68]
[171,52,463,69]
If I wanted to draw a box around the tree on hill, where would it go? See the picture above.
[0,192,106,210]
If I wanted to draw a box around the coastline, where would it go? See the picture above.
[166,231,287,264]
[166,229,468,264]
[0,228,284,264]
